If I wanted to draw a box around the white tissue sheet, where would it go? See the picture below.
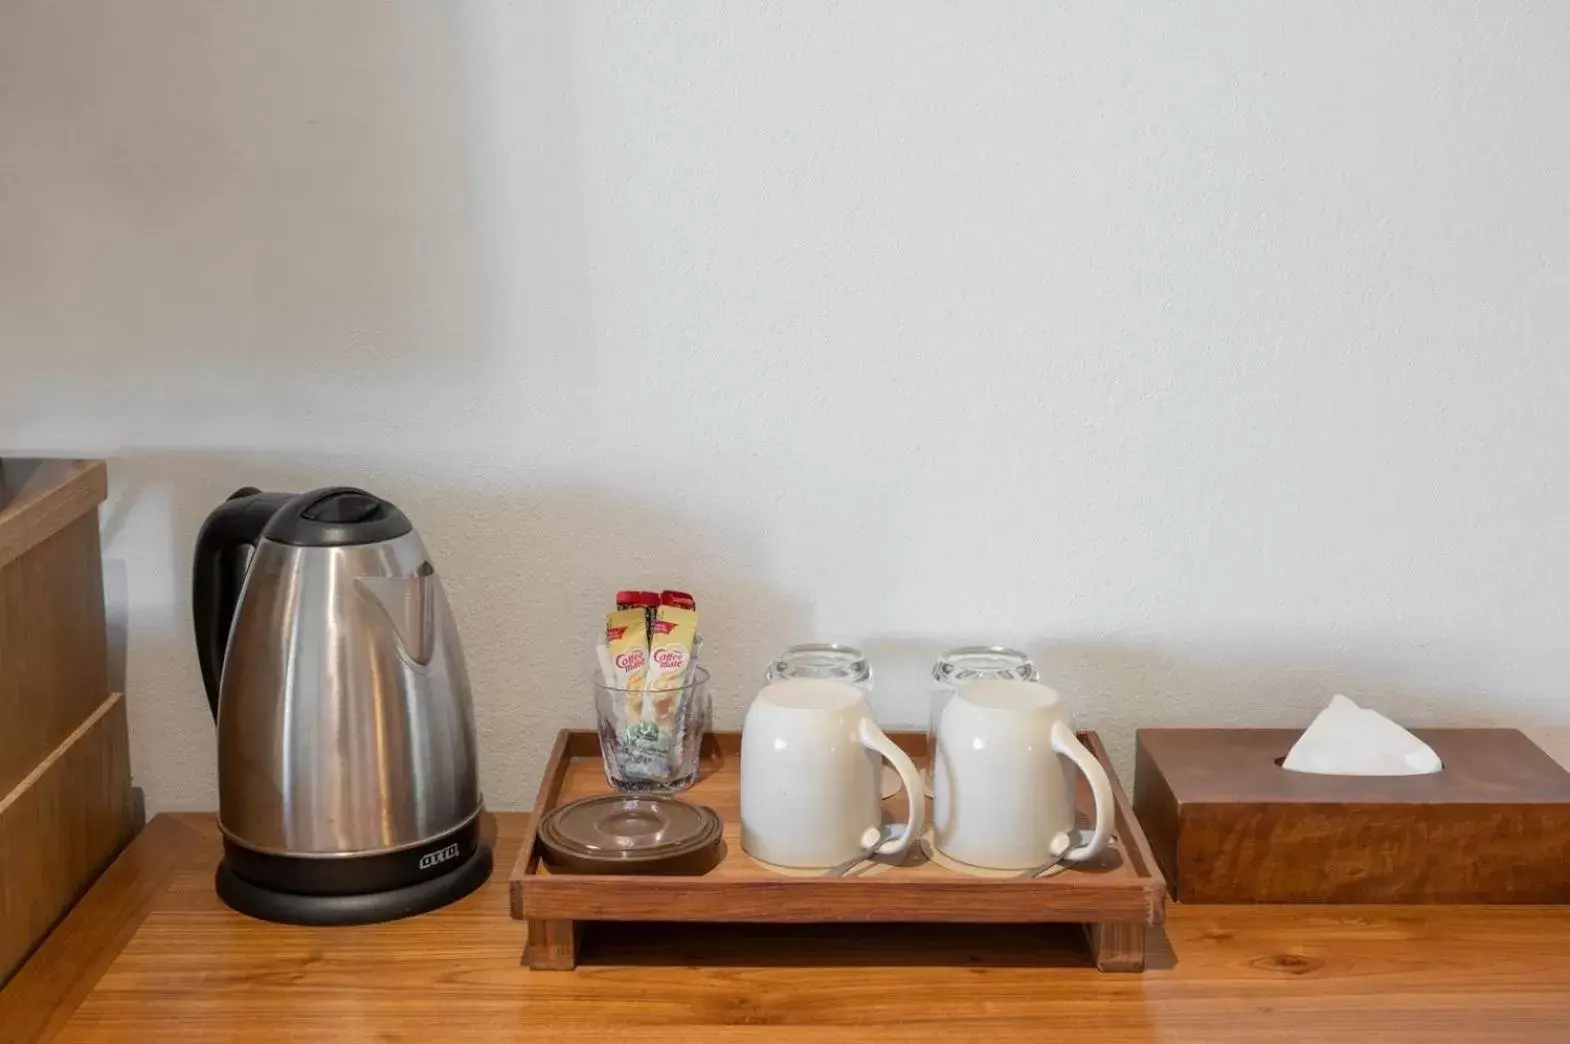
[1281,694,1443,776]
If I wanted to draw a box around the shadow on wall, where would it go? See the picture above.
[1033,639,1511,780]
[856,633,1512,783]
[91,448,1542,808]
[0,1,590,398]
[102,449,810,813]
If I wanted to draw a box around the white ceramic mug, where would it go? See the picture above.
[740,679,924,868]
[932,679,1113,870]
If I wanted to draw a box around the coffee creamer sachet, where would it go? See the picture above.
[604,608,650,721]
[643,605,698,730]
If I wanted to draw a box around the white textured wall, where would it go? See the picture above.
[3,2,1567,813]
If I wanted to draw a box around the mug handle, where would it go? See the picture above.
[1050,720,1114,862]
[855,718,925,858]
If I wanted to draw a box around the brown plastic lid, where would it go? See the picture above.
[539,795,722,875]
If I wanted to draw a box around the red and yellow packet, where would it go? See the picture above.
[643,605,698,729]
[605,608,649,720]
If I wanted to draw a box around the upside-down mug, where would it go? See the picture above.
[932,679,1113,870]
[740,679,924,868]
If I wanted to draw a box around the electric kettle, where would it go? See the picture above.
[193,486,490,924]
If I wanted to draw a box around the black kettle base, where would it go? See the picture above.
[216,843,493,927]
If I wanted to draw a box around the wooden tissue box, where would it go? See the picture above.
[1134,728,1570,904]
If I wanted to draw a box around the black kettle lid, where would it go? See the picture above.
[263,487,413,547]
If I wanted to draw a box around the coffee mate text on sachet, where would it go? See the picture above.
[605,608,649,721]
[642,605,698,729]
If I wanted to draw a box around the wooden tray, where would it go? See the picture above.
[509,729,1166,972]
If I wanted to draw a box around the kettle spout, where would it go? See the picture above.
[355,562,437,666]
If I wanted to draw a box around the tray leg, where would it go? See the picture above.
[524,918,583,970]
[1083,921,1145,972]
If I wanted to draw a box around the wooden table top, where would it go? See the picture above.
[3,813,1569,1043]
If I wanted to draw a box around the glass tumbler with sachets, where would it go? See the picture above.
[594,666,710,793]
[595,591,708,792]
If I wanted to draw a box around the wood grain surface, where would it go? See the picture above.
[3,812,1570,1043]
[0,816,198,1044]
[0,693,138,983]
[512,730,1165,928]
[0,460,106,571]
[1140,728,1570,802]
[1136,728,1570,903]
[0,511,110,798]
[0,459,134,986]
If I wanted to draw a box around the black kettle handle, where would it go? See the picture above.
[192,487,294,720]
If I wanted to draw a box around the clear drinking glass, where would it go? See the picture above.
[594,666,711,792]
[927,646,1041,791]
[932,646,1040,687]
[765,643,874,689]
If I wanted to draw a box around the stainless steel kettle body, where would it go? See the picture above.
[193,486,489,923]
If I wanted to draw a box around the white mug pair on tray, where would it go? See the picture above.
[738,677,1114,871]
